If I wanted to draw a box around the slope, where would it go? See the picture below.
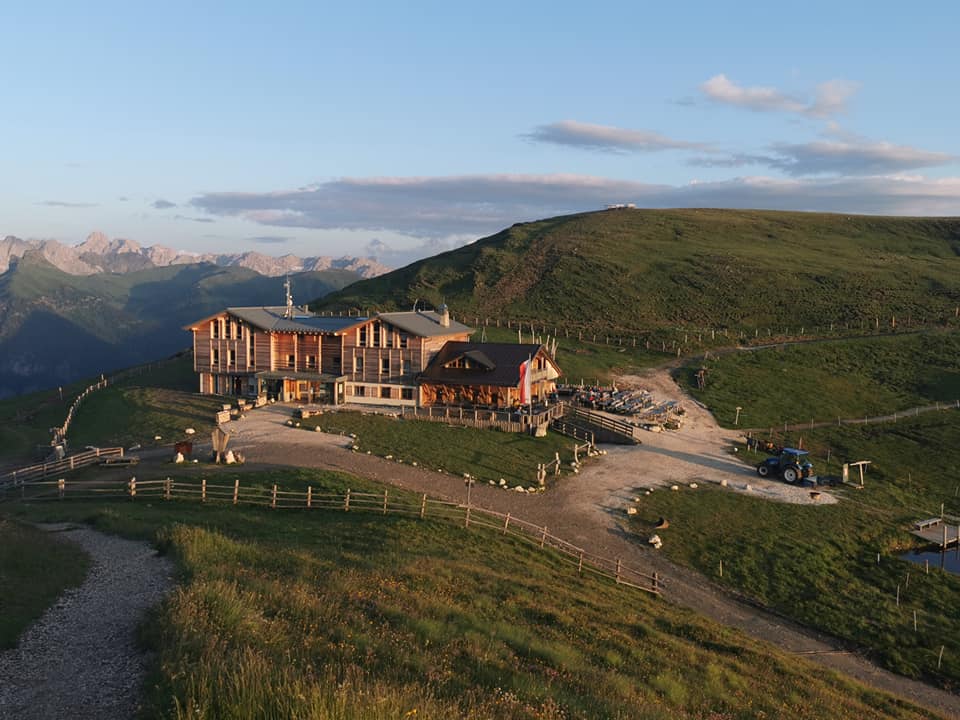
[315,209,960,332]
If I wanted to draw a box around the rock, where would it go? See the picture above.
[233,452,244,464]
[527,486,538,493]
[185,428,195,435]
[499,478,507,486]
[644,490,651,496]
[626,507,638,515]
[385,455,393,460]
[689,482,698,489]
[745,484,752,492]
[315,426,323,432]
[224,450,236,464]
[411,461,418,467]
[648,534,662,546]
[513,485,526,493]
[294,422,300,428]
[192,458,198,463]
[286,420,294,426]
[173,452,184,464]
[720,479,728,487]
[670,485,679,491]
[488,480,496,485]
[154,435,162,441]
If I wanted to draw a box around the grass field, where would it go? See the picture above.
[0,518,90,648]
[1,468,940,719]
[679,332,960,429]
[300,411,578,488]
[629,335,960,688]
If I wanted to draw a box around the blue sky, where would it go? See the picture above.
[3,1,958,266]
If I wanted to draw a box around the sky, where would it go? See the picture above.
[2,1,959,268]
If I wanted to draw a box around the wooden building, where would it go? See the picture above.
[419,342,561,407]
[184,303,472,406]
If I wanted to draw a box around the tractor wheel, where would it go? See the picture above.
[757,464,770,477]
[782,466,800,483]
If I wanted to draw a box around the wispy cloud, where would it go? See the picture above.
[689,139,955,176]
[191,172,960,243]
[524,120,707,153]
[700,74,857,118]
[38,200,98,208]
[174,214,215,223]
[152,199,177,209]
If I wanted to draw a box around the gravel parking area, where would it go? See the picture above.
[0,524,174,720]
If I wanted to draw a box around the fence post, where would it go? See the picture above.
[233,479,240,505]
[652,571,659,593]
[58,478,65,499]
[128,476,136,500]
[578,550,584,576]
[616,558,622,584]
[271,484,277,509]
[540,525,547,549]
[202,478,207,502]
[345,489,351,512]
[383,489,388,515]
[165,477,172,500]
[503,513,511,534]
[419,493,426,519]
[306,486,312,508]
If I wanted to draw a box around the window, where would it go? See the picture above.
[212,348,220,365]
[380,357,390,374]
[355,355,364,372]
[212,320,221,339]
[227,349,236,366]
[380,386,392,399]
[248,333,255,365]
[355,385,366,397]
[332,355,341,370]
[306,355,317,370]
[385,329,394,348]
[359,326,367,346]
[401,387,414,401]
[399,333,409,349]
[225,322,232,340]
[371,321,381,347]
[287,354,296,369]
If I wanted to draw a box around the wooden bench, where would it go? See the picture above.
[914,518,941,531]
[100,456,140,467]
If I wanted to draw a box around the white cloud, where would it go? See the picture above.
[191,172,960,248]
[701,74,857,117]
[524,120,707,153]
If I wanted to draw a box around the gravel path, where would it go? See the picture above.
[0,524,174,720]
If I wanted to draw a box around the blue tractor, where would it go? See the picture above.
[756,447,816,484]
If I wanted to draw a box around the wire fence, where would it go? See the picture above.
[3,476,663,596]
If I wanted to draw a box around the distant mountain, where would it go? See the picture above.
[314,208,960,331]
[0,253,360,398]
[0,231,390,278]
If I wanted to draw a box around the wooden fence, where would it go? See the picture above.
[746,399,960,437]
[51,378,108,446]
[401,403,566,432]
[6,476,662,596]
[0,447,125,489]
[565,406,638,443]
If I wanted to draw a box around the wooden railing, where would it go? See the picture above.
[565,406,637,443]
[401,403,567,432]
[0,447,125,489]
[4,476,663,596]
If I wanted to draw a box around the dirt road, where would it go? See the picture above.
[218,371,956,717]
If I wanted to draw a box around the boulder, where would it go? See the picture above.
[173,452,184,464]
[224,450,236,464]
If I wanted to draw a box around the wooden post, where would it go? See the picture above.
[719,559,723,578]
[943,524,948,550]
[578,550,584,575]
[615,558,622,584]
[271,484,277,509]
[419,493,427,519]
[233,479,239,505]
[465,505,470,528]
[540,526,547,549]
[925,558,929,574]
[896,584,900,606]
[58,478,65,499]
[345,489,351,511]
[128,476,136,500]
[383,489,388,515]
[503,513,511,534]
[939,645,945,670]
[164,478,172,501]
[306,486,312,508]
[652,571,659,593]
[913,609,918,632]
[202,478,207,502]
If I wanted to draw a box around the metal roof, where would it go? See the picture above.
[226,307,367,334]
[378,310,473,338]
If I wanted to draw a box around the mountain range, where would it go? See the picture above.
[0,231,390,278]
[0,252,361,398]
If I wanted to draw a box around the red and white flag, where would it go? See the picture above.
[519,356,532,404]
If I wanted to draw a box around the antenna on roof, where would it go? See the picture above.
[283,276,294,318]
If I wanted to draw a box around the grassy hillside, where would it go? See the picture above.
[2,469,937,719]
[314,209,960,334]
[0,254,358,398]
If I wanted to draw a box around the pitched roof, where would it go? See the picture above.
[378,310,473,338]
[420,342,547,387]
[184,306,368,333]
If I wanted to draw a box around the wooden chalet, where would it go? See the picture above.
[184,301,472,406]
[418,342,561,408]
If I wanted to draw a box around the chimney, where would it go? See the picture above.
[438,303,450,327]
